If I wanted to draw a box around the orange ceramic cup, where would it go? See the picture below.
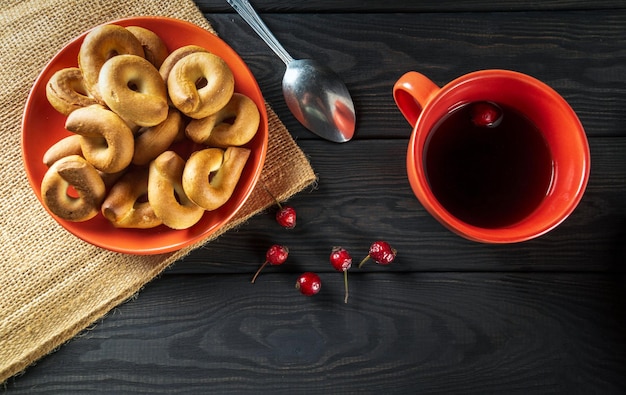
[393,70,590,243]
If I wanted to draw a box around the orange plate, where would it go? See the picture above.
[21,16,268,255]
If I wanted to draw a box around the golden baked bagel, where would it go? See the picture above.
[158,45,209,84]
[99,169,127,191]
[78,24,144,100]
[126,26,169,69]
[132,107,184,166]
[65,105,135,173]
[45,67,99,115]
[182,147,251,211]
[42,135,83,167]
[102,167,162,229]
[41,155,106,222]
[167,52,234,119]
[148,151,205,229]
[99,54,168,127]
[186,93,260,147]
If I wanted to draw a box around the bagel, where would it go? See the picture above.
[99,54,168,127]
[126,26,169,69]
[43,135,83,167]
[45,67,99,115]
[102,166,162,229]
[186,93,260,147]
[42,135,126,188]
[148,151,205,229]
[158,45,209,84]
[99,169,127,191]
[65,105,134,173]
[182,147,251,211]
[132,107,184,166]
[41,155,106,222]
[167,52,234,119]
[78,24,144,100]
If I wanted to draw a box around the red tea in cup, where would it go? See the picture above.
[425,101,553,229]
[393,70,590,243]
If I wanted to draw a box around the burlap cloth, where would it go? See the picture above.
[0,0,316,382]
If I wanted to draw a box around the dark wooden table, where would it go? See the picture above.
[6,1,626,393]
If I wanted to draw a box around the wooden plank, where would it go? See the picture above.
[167,137,626,275]
[194,0,626,13]
[205,11,626,139]
[6,273,626,393]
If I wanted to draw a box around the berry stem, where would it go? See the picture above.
[357,255,370,269]
[251,261,269,284]
[343,270,349,303]
[262,183,283,209]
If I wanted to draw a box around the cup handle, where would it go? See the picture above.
[393,71,440,126]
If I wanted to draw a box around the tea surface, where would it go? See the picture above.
[424,103,554,228]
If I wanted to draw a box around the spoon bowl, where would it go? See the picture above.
[228,0,356,142]
[283,59,355,142]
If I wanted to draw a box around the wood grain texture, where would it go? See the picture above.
[195,0,626,12]
[5,2,626,393]
[5,273,626,394]
[166,137,626,275]
[205,11,626,140]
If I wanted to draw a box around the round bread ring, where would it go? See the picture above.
[186,93,260,147]
[159,45,209,84]
[182,147,251,211]
[43,134,83,167]
[99,54,168,127]
[167,52,234,119]
[102,166,162,229]
[99,168,127,191]
[148,151,205,229]
[46,67,99,115]
[126,26,169,69]
[132,107,184,166]
[78,24,144,100]
[65,105,134,173]
[41,155,106,222]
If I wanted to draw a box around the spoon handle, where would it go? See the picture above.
[227,0,294,65]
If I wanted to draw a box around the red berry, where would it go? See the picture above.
[330,246,352,303]
[330,246,352,271]
[266,244,289,264]
[470,101,503,128]
[358,241,397,268]
[276,205,296,229]
[296,272,321,296]
[251,244,289,283]
[263,184,297,229]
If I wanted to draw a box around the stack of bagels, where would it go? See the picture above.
[41,23,261,230]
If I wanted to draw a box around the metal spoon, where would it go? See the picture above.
[227,0,356,143]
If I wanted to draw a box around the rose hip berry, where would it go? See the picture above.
[264,184,296,229]
[296,272,322,296]
[330,246,352,303]
[359,241,397,268]
[251,244,289,283]
[469,101,503,128]
[276,205,296,229]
